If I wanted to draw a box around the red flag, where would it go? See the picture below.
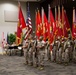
[38,10,42,36]
[19,3,26,30]
[48,5,54,44]
[49,8,57,43]
[63,9,71,38]
[16,22,22,44]
[61,6,68,38]
[36,10,42,39]
[36,11,39,38]
[16,2,26,44]
[72,7,76,38]
[64,11,70,31]
[50,9,56,34]
[55,6,59,38]
[57,6,63,37]
[48,22,54,44]
[43,11,48,41]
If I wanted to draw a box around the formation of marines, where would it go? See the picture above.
[23,34,76,70]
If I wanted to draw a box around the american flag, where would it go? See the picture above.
[24,3,32,40]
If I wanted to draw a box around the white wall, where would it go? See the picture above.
[0,0,27,46]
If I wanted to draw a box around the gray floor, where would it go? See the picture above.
[0,55,76,75]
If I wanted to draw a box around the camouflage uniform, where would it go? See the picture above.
[23,40,29,64]
[62,38,70,64]
[28,39,34,66]
[64,48,69,64]
[52,40,58,62]
[62,51,65,63]
[50,42,54,61]
[62,38,67,63]
[58,46,63,63]
[73,39,76,62]
[66,38,73,62]
[55,38,61,63]
[33,39,38,67]
[48,43,51,61]
[45,40,50,61]
[59,39,65,63]
[37,37,45,68]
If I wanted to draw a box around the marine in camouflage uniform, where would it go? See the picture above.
[44,39,50,61]
[58,45,63,63]
[28,35,34,66]
[63,37,72,65]
[73,38,76,62]
[55,37,61,63]
[36,36,45,69]
[52,38,58,62]
[32,36,38,67]
[66,37,73,62]
[58,38,65,63]
[62,38,67,63]
[64,47,69,65]
[23,40,29,65]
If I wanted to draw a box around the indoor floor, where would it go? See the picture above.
[0,55,76,75]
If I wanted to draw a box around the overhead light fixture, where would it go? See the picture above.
[73,0,75,1]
